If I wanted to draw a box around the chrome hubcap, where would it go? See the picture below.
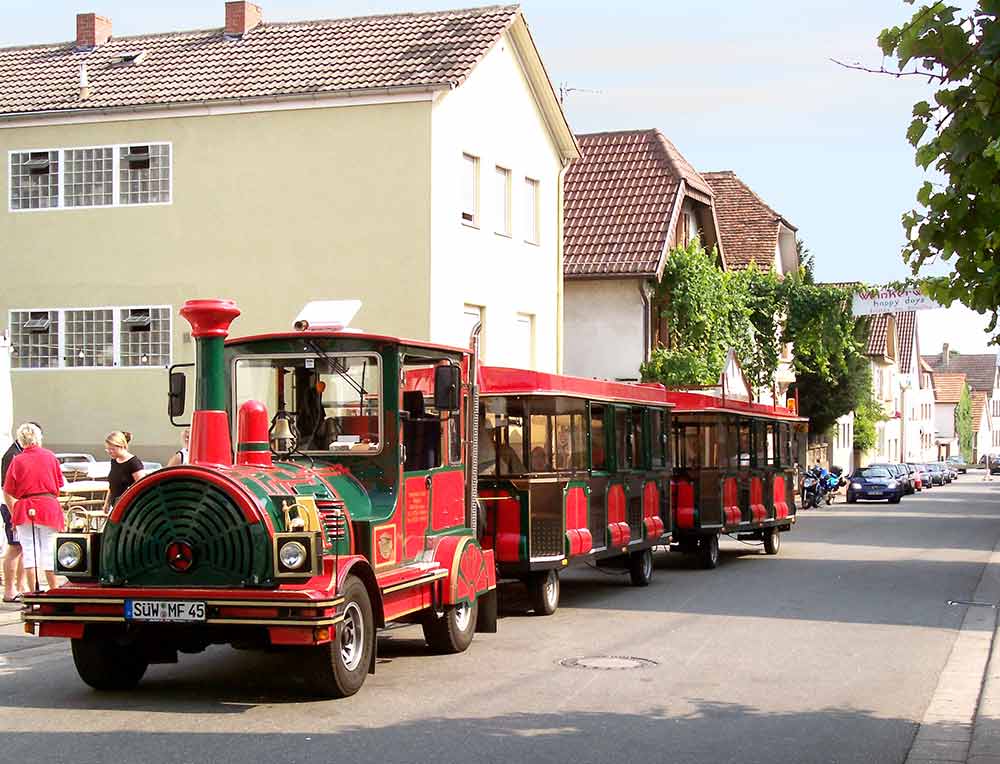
[340,601,364,672]
[454,601,472,632]
[545,571,558,606]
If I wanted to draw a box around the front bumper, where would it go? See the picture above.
[22,586,345,645]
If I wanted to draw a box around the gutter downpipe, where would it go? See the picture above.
[556,158,571,374]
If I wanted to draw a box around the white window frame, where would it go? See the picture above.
[494,166,511,237]
[461,153,479,228]
[8,305,172,370]
[514,311,535,369]
[8,141,173,213]
[524,177,540,245]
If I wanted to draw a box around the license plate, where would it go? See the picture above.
[125,600,206,623]
[869,490,883,496]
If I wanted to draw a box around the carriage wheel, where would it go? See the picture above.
[763,527,781,555]
[628,548,654,587]
[309,575,373,698]
[698,534,720,570]
[529,569,560,615]
[422,599,479,654]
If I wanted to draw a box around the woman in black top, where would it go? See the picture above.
[103,431,144,510]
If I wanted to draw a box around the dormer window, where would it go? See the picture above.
[111,51,147,66]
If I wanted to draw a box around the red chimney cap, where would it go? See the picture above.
[180,299,241,338]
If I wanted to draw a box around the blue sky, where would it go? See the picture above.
[2,1,992,350]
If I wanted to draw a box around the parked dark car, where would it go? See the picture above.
[935,462,954,483]
[926,463,946,486]
[980,454,1000,474]
[847,466,904,504]
[914,463,933,489]
[871,463,912,495]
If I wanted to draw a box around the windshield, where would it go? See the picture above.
[234,353,382,455]
[857,467,890,478]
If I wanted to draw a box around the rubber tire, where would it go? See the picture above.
[72,635,149,691]
[763,528,781,555]
[889,496,901,504]
[308,575,373,698]
[698,534,720,570]
[421,600,478,654]
[529,569,560,616]
[847,496,857,504]
[628,548,654,587]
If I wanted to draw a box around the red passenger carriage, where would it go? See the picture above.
[667,390,805,568]
[477,367,673,614]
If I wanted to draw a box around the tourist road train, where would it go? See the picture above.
[21,299,805,697]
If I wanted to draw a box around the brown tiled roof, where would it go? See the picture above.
[0,5,519,115]
[865,314,892,357]
[702,170,796,271]
[932,372,966,404]
[923,352,998,392]
[971,390,988,432]
[564,129,714,278]
[895,311,916,373]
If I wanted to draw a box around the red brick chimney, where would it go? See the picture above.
[225,2,262,36]
[76,13,112,49]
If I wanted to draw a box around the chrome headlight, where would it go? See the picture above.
[851,482,862,490]
[887,480,897,488]
[278,540,308,570]
[57,540,84,570]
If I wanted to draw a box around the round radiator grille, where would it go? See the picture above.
[101,478,267,587]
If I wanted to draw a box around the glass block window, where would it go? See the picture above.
[119,306,171,366]
[64,308,114,367]
[8,306,172,370]
[64,147,114,207]
[10,151,59,210]
[10,310,59,368]
[119,144,170,205]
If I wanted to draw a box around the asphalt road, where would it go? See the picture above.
[1,475,999,764]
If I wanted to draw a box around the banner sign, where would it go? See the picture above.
[852,289,942,316]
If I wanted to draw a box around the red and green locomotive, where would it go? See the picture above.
[23,299,497,697]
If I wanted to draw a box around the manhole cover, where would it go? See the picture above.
[558,655,658,671]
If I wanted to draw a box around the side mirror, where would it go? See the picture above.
[434,365,461,413]
[168,372,186,418]
[167,363,194,425]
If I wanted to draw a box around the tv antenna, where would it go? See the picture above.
[558,82,602,105]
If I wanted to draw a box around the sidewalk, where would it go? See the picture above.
[0,600,22,627]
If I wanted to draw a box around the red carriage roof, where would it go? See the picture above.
[479,366,672,407]
[665,389,805,421]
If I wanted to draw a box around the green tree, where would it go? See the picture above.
[853,372,887,453]
[876,2,1000,336]
[641,239,747,387]
[956,382,974,461]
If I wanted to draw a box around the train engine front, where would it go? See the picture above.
[24,300,379,698]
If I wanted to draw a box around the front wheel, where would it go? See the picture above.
[698,534,720,570]
[308,575,373,698]
[422,600,478,654]
[889,495,902,505]
[528,569,560,616]
[763,527,781,555]
[72,634,149,691]
[628,548,654,587]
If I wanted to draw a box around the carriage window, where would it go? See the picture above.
[479,398,527,476]
[753,420,768,468]
[614,408,629,470]
[650,410,665,467]
[766,423,776,466]
[738,422,751,468]
[554,413,586,471]
[682,425,700,468]
[629,409,644,469]
[529,414,553,472]
[591,404,607,470]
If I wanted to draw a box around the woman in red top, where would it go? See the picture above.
[2,422,64,592]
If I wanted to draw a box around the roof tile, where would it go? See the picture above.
[932,372,966,403]
[0,5,519,115]
[564,129,712,278]
[702,170,795,271]
[923,352,998,392]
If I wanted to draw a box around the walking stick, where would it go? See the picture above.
[28,508,39,594]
